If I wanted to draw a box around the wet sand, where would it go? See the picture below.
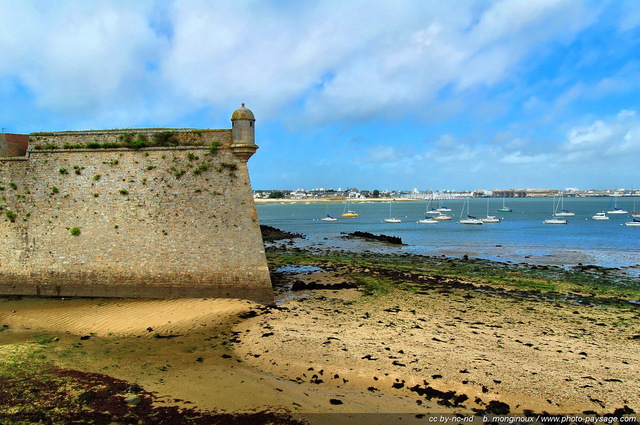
[1,265,639,422]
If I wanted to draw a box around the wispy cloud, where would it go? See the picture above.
[562,109,640,159]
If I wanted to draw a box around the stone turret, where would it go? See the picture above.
[230,103,258,162]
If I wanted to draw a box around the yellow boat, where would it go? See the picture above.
[342,202,358,217]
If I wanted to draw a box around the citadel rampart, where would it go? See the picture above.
[0,105,273,304]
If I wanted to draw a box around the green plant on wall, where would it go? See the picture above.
[118,132,135,145]
[152,131,179,146]
[129,134,150,149]
[63,143,84,149]
[220,162,237,171]
[119,189,129,195]
[9,182,17,190]
[209,141,220,155]
[32,142,58,150]
[51,186,59,194]
[69,227,81,236]
[5,211,17,222]
[219,162,238,178]
[193,163,209,175]
[59,168,69,175]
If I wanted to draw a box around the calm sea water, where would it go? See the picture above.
[256,197,640,272]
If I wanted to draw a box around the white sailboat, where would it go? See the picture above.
[481,198,501,223]
[554,193,575,217]
[607,196,628,214]
[417,199,438,224]
[384,202,401,223]
[459,198,483,225]
[544,197,568,224]
[624,218,640,227]
[436,204,452,212]
[417,216,438,224]
[320,204,338,221]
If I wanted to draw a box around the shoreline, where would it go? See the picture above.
[1,244,639,422]
[255,197,421,203]
[253,198,640,273]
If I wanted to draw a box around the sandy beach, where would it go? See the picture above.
[1,249,639,423]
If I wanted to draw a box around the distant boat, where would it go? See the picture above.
[321,204,338,221]
[544,218,568,224]
[632,199,640,218]
[554,193,575,217]
[592,212,609,221]
[384,202,401,223]
[481,216,500,223]
[418,199,438,223]
[554,210,574,217]
[624,218,640,227]
[544,197,568,224]
[481,198,501,223]
[433,213,453,221]
[607,196,628,214]
[417,216,438,224]
[342,202,358,217]
[460,215,483,225]
[496,196,512,212]
[607,207,628,215]
[459,198,483,225]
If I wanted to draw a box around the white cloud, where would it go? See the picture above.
[617,0,640,32]
[0,0,607,130]
[358,146,405,164]
[0,0,637,191]
[0,1,164,122]
[500,151,551,164]
[562,109,640,159]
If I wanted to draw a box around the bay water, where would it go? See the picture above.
[256,197,640,274]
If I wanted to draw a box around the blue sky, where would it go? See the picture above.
[1,1,639,191]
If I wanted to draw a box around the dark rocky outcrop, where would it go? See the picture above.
[343,231,403,245]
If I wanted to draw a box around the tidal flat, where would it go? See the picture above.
[1,242,639,424]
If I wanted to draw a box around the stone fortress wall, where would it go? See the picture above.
[0,105,273,304]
